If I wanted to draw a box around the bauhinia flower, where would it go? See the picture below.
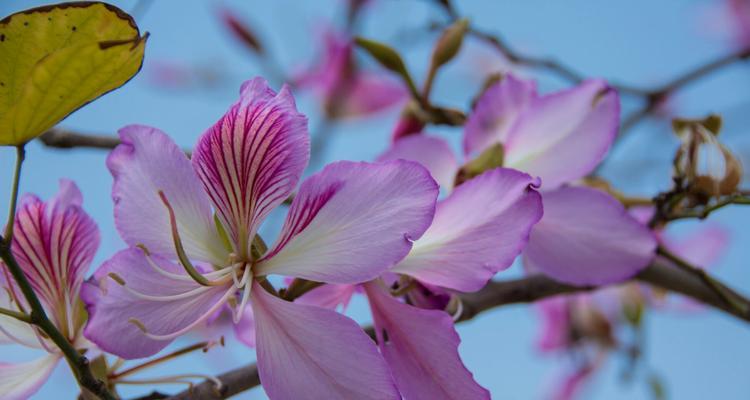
[295,27,407,118]
[289,143,545,398]
[81,77,439,398]
[384,73,657,286]
[0,180,99,400]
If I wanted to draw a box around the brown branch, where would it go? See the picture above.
[159,262,750,400]
[618,46,750,136]
[39,128,121,150]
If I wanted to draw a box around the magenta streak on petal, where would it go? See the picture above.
[364,281,490,400]
[9,181,98,330]
[192,77,309,258]
[261,181,342,261]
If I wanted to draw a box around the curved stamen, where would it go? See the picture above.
[234,264,252,324]
[158,191,228,287]
[107,273,215,302]
[138,245,232,283]
[129,287,236,341]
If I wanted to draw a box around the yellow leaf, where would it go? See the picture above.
[0,2,147,146]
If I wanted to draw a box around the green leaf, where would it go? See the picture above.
[0,2,147,146]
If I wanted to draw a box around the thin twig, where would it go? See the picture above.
[161,262,750,400]
[111,341,217,381]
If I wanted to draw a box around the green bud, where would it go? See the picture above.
[355,37,419,98]
[431,18,469,69]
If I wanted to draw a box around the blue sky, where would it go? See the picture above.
[1,0,749,398]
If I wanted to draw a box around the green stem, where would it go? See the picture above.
[0,239,115,400]
[0,306,31,323]
[3,145,25,243]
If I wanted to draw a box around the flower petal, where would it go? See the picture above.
[233,306,256,348]
[295,283,357,311]
[81,249,234,359]
[251,281,399,399]
[523,187,657,285]
[0,354,59,400]
[364,282,490,400]
[11,181,98,320]
[463,74,537,157]
[378,135,458,190]
[504,80,619,190]
[0,279,39,348]
[337,72,407,117]
[192,77,309,258]
[257,160,438,284]
[393,168,542,292]
[662,224,730,269]
[535,296,571,352]
[108,125,226,265]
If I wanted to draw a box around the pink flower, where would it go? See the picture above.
[81,77,439,398]
[295,28,407,118]
[0,180,99,399]
[387,73,656,286]
[727,0,750,47]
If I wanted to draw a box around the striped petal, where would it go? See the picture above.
[378,135,458,190]
[463,74,537,157]
[0,354,59,400]
[523,187,657,285]
[251,281,399,399]
[10,180,98,325]
[364,282,490,400]
[0,277,39,348]
[192,77,309,259]
[256,160,438,284]
[393,168,542,292]
[504,80,619,190]
[81,249,234,359]
[108,125,226,265]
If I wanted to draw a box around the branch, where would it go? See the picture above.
[619,46,750,135]
[159,262,750,400]
[39,128,121,150]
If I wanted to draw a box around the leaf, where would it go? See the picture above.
[0,2,147,146]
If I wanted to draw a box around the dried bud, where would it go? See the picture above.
[673,115,743,199]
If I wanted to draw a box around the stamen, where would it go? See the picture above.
[130,288,236,341]
[138,245,232,283]
[158,191,225,287]
[107,274,214,302]
[447,295,464,322]
[234,265,252,324]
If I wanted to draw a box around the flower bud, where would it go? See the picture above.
[430,18,469,70]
